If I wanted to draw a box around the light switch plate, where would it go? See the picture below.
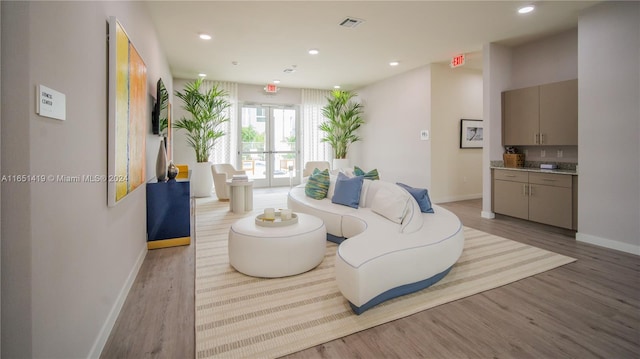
[420,130,429,140]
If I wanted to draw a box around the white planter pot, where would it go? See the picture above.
[192,162,213,197]
[332,158,350,171]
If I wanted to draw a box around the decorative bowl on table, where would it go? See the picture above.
[255,212,298,227]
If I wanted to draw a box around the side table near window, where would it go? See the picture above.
[226,180,254,213]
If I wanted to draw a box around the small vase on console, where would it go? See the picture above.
[156,138,168,182]
[167,161,179,180]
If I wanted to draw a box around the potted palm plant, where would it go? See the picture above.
[320,89,365,169]
[174,78,230,197]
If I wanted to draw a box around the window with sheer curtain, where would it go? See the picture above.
[201,80,238,165]
[201,84,329,168]
[301,88,332,165]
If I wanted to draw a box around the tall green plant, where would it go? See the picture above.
[319,90,365,159]
[174,78,230,162]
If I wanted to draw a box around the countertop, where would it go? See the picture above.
[491,166,578,176]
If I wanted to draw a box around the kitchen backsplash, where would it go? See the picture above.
[511,145,578,163]
[491,160,577,170]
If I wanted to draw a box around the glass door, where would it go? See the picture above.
[239,104,299,187]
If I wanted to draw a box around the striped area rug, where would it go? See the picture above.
[195,193,576,359]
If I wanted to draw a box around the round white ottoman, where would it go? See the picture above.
[228,213,326,278]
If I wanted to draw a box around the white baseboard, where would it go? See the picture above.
[481,211,495,219]
[434,193,482,204]
[87,243,147,359]
[576,232,640,256]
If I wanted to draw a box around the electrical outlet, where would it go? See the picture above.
[524,149,528,156]
[557,149,563,158]
[541,149,546,157]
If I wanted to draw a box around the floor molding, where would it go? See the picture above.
[576,232,640,256]
[89,242,147,359]
[434,193,482,204]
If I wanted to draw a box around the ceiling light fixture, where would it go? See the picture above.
[389,61,400,66]
[518,5,535,14]
[273,80,281,84]
[308,49,319,55]
[199,33,212,40]
[198,73,207,77]
[334,85,341,89]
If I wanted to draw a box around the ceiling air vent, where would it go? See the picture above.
[339,17,364,28]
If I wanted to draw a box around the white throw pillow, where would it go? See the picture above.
[371,185,410,224]
[359,179,371,208]
[327,174,338,199]
[400,192,424,234]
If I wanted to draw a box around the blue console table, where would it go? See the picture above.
[146,178,192,249]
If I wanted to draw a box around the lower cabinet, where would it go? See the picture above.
[494,170,529,220]
[146,179,192,249]
[493,169,576,230]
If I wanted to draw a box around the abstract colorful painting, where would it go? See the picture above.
[108,17,147,206]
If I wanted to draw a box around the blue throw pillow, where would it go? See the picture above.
[305,169,330,199]
[396,182,434,213]
[353,165,380,180]
[332,172,364,208]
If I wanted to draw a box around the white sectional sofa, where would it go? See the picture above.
[287,177,465,314]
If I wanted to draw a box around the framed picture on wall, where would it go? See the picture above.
[107,17,148,206]
[460,119,483,149]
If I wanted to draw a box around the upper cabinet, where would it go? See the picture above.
[539,80,578,145]
[502,79,578,146]
[503,86,539,145]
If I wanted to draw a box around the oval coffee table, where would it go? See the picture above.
[228,212,326,278]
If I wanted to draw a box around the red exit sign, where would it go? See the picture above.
[264,83,278,93]
[450,54,465,68]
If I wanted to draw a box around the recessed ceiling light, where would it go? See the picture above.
[308,49,319,55]
[199,33,212,40]
[334,85,341,89]
[518,5,535,14]
[198,73,207,77]
[273,80,281,84]
[389,61,400,66]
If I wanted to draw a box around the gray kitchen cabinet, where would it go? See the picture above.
[493,169,529,220]
[493,169,576,230]
[502,79,578,146]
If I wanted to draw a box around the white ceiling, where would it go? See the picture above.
[146,0,599,90]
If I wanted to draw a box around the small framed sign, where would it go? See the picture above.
[460,119,483,149]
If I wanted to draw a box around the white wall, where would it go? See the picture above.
[576,2,640,255]
[1,1,172,358]
[481,43,512,218]
[0,2,3,352]
[172,78,196,167]
[510,28,578,89]
[356,66,432,186]
[237,83,301,105]
[2,3,34,356]
[431,64,483,203]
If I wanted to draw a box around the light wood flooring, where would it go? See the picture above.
[101,189,640,359]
